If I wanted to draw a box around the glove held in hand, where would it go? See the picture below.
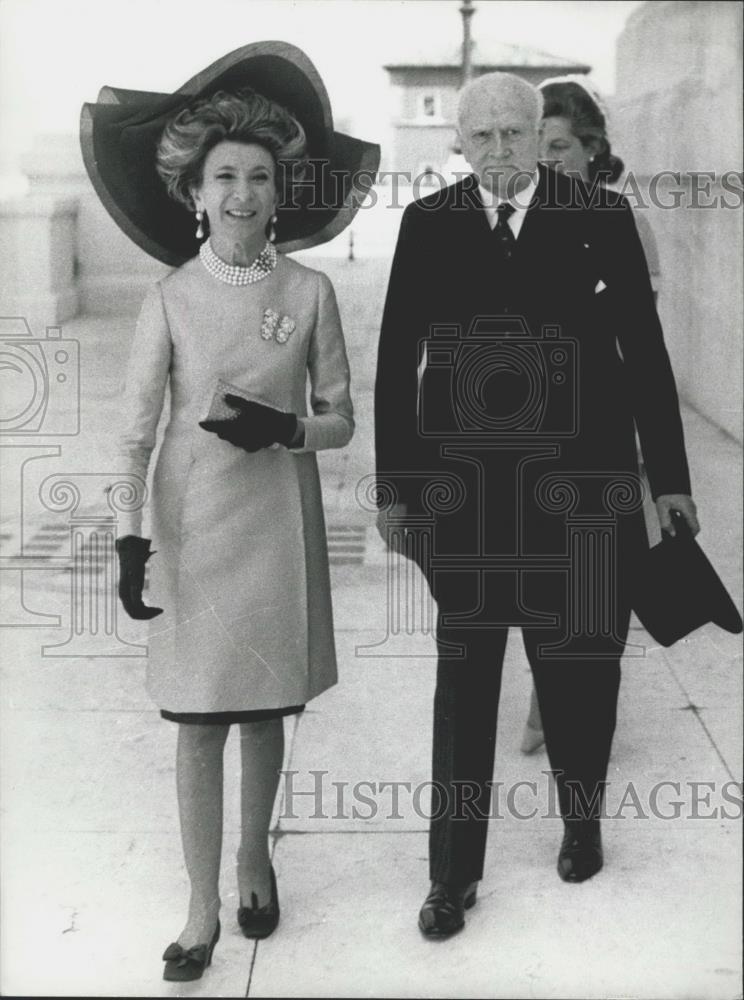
[115,535,163,620]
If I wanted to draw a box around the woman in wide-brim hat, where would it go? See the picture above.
[81,41,379,982]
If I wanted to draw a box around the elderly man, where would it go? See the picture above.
[375,73,698,937]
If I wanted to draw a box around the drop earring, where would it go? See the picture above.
[195,210,205,240]
[269,214,277,243]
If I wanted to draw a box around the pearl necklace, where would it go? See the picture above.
[199,239,278,286]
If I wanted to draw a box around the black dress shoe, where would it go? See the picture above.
[162,919,220,982]
[557,826,603,883]
[418,880,478,938]
[237,865,280,939]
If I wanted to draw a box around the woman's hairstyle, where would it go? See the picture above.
[156,87,308,208]
[540,80,624,184]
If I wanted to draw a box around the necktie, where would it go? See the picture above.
[493,202,517,260]
[492,202,518,318]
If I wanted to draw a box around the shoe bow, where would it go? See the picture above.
[162,941,208,966]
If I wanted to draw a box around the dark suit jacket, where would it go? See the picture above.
[374,166,691,579]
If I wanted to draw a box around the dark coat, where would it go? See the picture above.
[374,166,691,599]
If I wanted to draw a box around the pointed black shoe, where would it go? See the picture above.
[418,880,478,938]
[557,826,604,883]
[237,865,280,939]
[162,919,220,982]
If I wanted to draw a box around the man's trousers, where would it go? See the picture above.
[429,572,629,884]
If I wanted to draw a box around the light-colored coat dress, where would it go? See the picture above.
[118,253,353,713]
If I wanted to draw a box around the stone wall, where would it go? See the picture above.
[0,196,79,328]
[0,133,168,323]
[612,0,743,441]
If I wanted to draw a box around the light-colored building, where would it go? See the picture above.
[612,0,742,442]
[384,39,589,179]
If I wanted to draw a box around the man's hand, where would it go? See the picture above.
[655,494,700,538]
[376,502,410,552]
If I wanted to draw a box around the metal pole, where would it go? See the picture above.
[460,0,475,86]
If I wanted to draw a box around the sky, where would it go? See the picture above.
[0,0,642,183]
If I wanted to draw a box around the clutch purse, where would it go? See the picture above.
[203,378,278,422]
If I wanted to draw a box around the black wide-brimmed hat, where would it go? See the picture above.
[632,512,743,647]
[80,41,380,264]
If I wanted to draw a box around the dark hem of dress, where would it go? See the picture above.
[160,705,306,725]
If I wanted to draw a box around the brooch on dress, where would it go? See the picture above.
[261,308,296,344]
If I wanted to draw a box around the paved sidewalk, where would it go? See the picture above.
[0,261,741,997]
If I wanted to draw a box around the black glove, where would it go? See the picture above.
[115,535,163,620]
[199,395,299,453]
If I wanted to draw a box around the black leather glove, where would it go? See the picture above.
[199,395,299,452]
[115,535,163,620]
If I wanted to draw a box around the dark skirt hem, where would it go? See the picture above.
[160,705,306,725]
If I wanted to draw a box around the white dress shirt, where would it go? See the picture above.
[416,173,539,406]
[478,173,538,240]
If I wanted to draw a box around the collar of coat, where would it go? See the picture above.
[409,164,626,255]
[417,165,624,215]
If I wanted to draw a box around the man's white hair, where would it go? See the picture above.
[457,72,544,127]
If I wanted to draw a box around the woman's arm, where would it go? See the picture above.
[116,282,172,535]
[289,272,354,453]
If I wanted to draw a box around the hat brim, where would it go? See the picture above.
[80,41,380,265]
[632,532,742,647]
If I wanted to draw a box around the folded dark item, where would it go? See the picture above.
[114,535,163,620]
[632,511,742,647]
